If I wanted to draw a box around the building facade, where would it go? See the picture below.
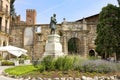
[0,0,10,59]
[10,9,99,59]
[0,0,10,47]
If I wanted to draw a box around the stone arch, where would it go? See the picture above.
[3,41,6,46]
[68,37,82,55]
[59,31,63,36]
[89,49,95,56]
[24,27,33,46]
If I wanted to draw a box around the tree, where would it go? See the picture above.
[10,0,16,19]
[117,0,120,6]
[95,4,120,59]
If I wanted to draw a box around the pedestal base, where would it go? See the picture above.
[43,34,64,57]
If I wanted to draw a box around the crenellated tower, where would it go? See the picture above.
[26,9,36,25]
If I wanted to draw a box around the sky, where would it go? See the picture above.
[14,0,118,24]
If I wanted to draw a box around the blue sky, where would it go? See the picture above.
[14,0,118,24]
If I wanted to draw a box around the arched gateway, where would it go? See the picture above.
[68,37,82,55]
[60,21,89,56]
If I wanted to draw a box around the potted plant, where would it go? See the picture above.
[14,58,19,66]
[23,55,31,65]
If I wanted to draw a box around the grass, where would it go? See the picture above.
[4,65,38,76]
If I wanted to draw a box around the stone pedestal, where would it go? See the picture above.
[43,34,64,57]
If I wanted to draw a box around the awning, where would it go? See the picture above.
[0,45,27,57]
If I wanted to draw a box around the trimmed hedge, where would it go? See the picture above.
[5,65,37,76]
[1,60,14,66]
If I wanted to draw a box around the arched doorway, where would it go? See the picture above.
[3,41,6,46]
[89,50,95,56]
[24,27,33,46]
[68,38,81,55]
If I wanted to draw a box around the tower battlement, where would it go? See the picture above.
[26,9,36,25]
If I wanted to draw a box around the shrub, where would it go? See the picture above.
[55,56,75,71]
[62,56,74,71]
[55,56,64,70]
[0,56,3,61]
[36,64,45,72]
[116,63,120,71]
[88,56,99,60]
[35,55,120,73]
[1,60,14,66]
[41,56,55,71]
[74,60,118,73]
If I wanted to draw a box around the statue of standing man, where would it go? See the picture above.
[50,14,57,34]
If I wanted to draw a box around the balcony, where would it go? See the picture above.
[0,6,10,17]
[0,26,9,34]
[0,6,4,15]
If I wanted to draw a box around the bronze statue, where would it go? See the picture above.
[50,14,57,34]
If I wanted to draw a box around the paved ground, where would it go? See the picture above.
[0,66,18,80]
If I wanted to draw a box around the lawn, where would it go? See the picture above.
[4,65,38,76]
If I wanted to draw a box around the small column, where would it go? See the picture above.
[83,18,87,30]
[63,36,68,55]
[83,36,88,57]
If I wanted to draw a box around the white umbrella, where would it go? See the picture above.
[0,45,27,57]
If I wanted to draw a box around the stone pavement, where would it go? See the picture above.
[0,66,17,80]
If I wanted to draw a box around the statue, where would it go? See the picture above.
[50,14,57,34]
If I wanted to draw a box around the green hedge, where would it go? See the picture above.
[5,65,37,76]
[1,60,14,66]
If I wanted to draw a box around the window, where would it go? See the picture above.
[36,26,41,33]
[3,41,6,46]
[0,17,2,31]
[5,20,7,33]
[6,5,8,14]
[0,0,3,11]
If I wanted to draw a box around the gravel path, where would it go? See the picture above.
[0,66,18,80]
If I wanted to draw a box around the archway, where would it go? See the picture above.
[3,41,6,46]
[68,37,81,55]
[89,50,95,56]
[24,27,33,46]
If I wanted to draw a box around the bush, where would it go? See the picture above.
[116,63,120,71]
[55,56,64,70]
[0,56,3,61]
[35,56,120,73]
[41,56,55,71]
[55,56,75,71]
[62,56,74,71]
[36,64,45,72]
[88,56,99,60]
[74,60,118,73]
[1,60,14,66]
